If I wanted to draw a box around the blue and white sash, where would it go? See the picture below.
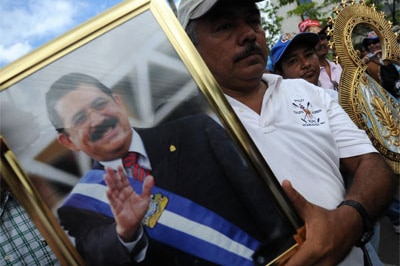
[62,170,260,266]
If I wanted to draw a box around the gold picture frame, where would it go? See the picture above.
[0,0,304,265]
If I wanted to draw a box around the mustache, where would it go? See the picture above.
[89,117,118,142]
[233,43,264,63]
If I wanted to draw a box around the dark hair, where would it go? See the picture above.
[273,61,283,74]
[45,72,114,133]
[363,38,380,51]
[318,32,330,41]
[186,20,199,45]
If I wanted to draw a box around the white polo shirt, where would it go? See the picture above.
[226,74,376,208]
[225,74,378,265]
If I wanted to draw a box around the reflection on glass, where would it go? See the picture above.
[0,1,300,265]
[1,10,206,207]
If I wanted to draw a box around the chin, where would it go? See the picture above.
[304,78,318,85]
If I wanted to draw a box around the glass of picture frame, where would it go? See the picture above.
[0,0,305,265]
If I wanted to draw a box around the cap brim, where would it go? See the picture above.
[273,33,319,69]
[178,0,264,29]
[194,0,264,18]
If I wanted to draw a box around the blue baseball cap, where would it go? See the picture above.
[270,32,319,70]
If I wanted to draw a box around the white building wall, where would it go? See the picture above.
[276,2,300,32]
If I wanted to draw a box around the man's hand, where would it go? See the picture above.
[104,166,154,242]
[282,180,362,266]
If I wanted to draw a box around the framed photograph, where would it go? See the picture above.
[0,0,304,265]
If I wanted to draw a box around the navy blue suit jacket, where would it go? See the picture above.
[58,114,294,265]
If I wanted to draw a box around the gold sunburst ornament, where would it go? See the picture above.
[329,0,400,173]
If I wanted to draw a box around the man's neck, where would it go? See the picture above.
[223,81,267,114]
[319,57,329,67]
[320,57,332,78]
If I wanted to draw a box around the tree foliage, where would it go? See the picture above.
[271,0,337,22]
[272,0,399,25]
[259,0,399,49]
[349,0,399,24]
[259,0,284,49]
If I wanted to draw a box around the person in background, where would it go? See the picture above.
[270,32,320,86]
[361,31,400,99]
[270,32,339,101]
[0,181,60,266]
[361,31,384,84]
[269,31,386,264]
[0,103,60,266]
[361,31,400,235]
[298,18,343,92]
[178,0,397,265]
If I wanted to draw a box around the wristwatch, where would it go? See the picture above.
[337,200,374,246]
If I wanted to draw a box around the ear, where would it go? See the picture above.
[57,133,80,151]
[112,94,129,114]
[113,94,124,107]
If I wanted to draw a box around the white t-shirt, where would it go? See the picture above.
[225,74,378,265]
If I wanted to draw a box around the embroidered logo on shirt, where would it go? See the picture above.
[292,98,325,126]
[143,193,168,228]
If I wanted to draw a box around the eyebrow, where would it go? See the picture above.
[70,97,105,125]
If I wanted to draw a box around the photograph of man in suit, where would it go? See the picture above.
[45,72,292,265]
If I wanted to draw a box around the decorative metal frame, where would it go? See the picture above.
[1,137,86,265]
[329,0,400,174]
[0,0,304,265]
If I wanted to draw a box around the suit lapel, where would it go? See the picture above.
[136,127,179,185]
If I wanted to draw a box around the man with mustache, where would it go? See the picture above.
[178,0,397,265]
[46,72,294,265]
[298,19,343,92]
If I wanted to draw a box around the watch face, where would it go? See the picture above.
[356,230,375,247]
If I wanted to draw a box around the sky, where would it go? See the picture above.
[0,0,130,68]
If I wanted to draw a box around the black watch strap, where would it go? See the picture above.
[337,200,374,246]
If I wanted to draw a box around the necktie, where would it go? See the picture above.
[122,152,151,181]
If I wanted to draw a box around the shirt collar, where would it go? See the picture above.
[224,73,281,112]
[100,128,150,170]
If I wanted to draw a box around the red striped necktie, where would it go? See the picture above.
[122,152,151,181]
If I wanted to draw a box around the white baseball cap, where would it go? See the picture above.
[178,0,262,29]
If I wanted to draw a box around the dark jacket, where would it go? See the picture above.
[58,114,295,266]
